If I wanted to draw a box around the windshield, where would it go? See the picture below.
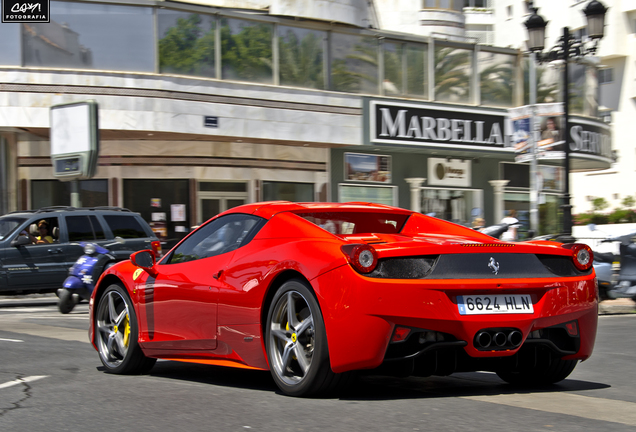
[0,216,28,241]
[295,211,409,235]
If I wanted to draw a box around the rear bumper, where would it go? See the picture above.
[312,265,598,373]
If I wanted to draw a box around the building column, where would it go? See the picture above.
[405,177,426,213]
[489,180,510,224]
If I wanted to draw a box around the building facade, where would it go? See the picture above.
[0,0,615,242]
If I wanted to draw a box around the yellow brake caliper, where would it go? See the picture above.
[122,314,131,348]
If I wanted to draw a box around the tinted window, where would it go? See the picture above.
[90,216,106,239]
[295,211,409,235]
[168,214,264,264]
[103,215,147,239]
[67,215,105,241]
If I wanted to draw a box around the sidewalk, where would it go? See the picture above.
[599,298,636,315]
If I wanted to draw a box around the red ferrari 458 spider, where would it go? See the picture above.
[88,201,597,397]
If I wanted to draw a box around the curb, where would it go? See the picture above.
[599,298,636,315]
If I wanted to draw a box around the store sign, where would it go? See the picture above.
[569,117,612,161]
[369,100,508,150]
[428,158,471,187]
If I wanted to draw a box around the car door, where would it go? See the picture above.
[137,214,255,352]
[5,216,66,290]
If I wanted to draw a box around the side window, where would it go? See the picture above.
[167,214,265,264]
[103,215,147,238]
[67,216,99,242]
[26,217,59,245]
[89,215,106,239]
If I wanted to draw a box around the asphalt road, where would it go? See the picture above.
[1,295,635,432]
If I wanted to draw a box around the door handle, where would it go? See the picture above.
[47,248,63,254]
[213,269,223,280]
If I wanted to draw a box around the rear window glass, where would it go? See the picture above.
[103,215,148,238]
[295,211,409,235]
[66,215,106,241]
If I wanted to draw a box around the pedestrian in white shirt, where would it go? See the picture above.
[500,209,520,241]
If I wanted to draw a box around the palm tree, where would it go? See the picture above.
[434,47,471,102]
[480,59,515,106]
[221,18,273,82]
[331,35,378,93]
[279,29,324,89]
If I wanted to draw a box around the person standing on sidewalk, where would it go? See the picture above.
[500,209,520,242]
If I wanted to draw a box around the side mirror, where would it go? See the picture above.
[114,236,126,244]
[131,250,157,276]
[11,236,30,247]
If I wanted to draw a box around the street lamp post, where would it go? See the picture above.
[524,1,607,240]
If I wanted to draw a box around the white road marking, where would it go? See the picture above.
[462,392,636,426]
[0,337,23,342]
[0,375,48,390]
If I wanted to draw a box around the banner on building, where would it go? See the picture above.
[509,103,565,162]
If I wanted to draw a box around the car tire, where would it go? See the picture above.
[265,279,351,397]
[95,283,156,374]
[496,358,578,386]
[57,289,76,314]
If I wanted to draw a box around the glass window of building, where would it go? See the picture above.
[434,45,472,104]
[158,11,216,78]
[569,63,598,116]
[0,23,20,65]
[123,179,190,245]
[330,33,379,94]
[406,43,428,98]
[262,181,314,202]
[421,188,483,226]
[278,26,325,90]
[382,41,403,96]
[479,51,516,107]
[423,0,464,11]
[22,1,154,72]
[522,57,560,105]
[31,180,108,209]
[221,18,273,84]
[339,184,397,206]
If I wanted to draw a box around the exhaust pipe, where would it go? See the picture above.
[493,332,507,347]
[476,331,492,348]
[507,330,523,347]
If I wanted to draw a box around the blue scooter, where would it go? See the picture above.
[57,237,125,314]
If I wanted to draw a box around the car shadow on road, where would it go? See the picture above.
[113,361,610,400]
[141,360,278,393]
[340,372,610,401]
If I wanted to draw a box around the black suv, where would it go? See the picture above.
[0,206,160,294]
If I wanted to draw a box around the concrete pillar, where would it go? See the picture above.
[489,180,510,224]
[405,178,426,213]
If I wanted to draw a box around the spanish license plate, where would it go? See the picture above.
[457,294,534,315]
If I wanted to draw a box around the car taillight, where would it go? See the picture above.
[562,243,593,271]
[151,240,162,258]
[341,244,378,274]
